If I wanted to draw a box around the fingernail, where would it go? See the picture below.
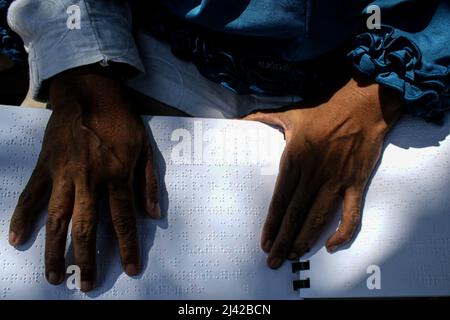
[327,245,338,253]
[263,240,272,252]
[48,272,61,285]
[267,257,282,269]
[8,231,18,246]
[151,202,161,219]
[80,281,93,292]
[288,252,298,260]
[125,264,139,276]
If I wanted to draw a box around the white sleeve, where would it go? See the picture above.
[8,0,144,101]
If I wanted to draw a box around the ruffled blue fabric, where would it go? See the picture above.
[348,26,450,123]
[0,0,26,64]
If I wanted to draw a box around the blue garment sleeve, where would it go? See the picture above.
[7,0,144,101]
[348,1,450,122]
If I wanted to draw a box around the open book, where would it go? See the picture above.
[0,105,449,299]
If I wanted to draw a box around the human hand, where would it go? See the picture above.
[245,78,403,269]
[8,66,160,291]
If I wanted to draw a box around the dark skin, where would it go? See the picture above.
[8,67,403,291]
[244,78,403,267]
[8,66,161,292]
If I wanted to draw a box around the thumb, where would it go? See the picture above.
[242,111,291,131]
[325,184,364,252]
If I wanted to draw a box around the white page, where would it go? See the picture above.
[0,105,298,300]
[299,115,450,298]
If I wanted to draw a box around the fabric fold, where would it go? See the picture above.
[348,26,449,122]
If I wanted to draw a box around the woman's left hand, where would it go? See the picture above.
[245,78,403,269]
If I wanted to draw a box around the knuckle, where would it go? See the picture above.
[17,189,33,207]
[77,264,96,281]
[347,208,361,226]
[285,203,307,227]
[76,196,96,212]
[312,214,328,230]
[10,211,26,229]
[323,181,342,196]
[262,215,279,234]
[334,233,350,245]
[353,171,371,186]
[72,219,95,244]
[44,252,59,265]
[68,160,89,174]
[112,214,136,237]
[77,263,95,272]
[44,249,64,268]
[293,240,308,254]
[145,172,159,192]
[47,200,66,216]
[68,164,93,183]
[285,211,301,228]
[111,163,133,182]
[46,216,68,237]
[298,215,328,243]
[273,240,290,256]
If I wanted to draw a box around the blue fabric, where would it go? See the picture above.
[0,0,25,64]
[144,2,350,98]
[160,0,358,61]
[155,0,450,122]
[348,3,450,122]
[7,0,450,121]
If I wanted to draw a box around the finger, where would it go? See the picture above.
[9,161,51,246]
[261,145,301,252]
[290,182,341,259]
[109,182,140,277]
[326,184,364,252]
[71,179,98,292]
[45,177,74,285]
[267,174,317,269]
[139,143,160,219]
[242,111,290,131]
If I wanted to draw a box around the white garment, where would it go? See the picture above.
[8,0,301,117]
[127,33,303,119]
[8,0,144,101]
